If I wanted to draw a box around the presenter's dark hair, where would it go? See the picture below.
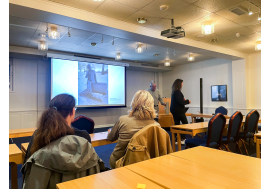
[30,94,75,156]
[171,79,183,94]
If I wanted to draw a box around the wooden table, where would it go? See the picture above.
[21,131,116,158]
[170,122,209,151]
[9,127,36,138]
[56,167,165,189]
[126,147,260,189]
[170,146,261,188]
[9,144,23,189]
[254,132,261,158]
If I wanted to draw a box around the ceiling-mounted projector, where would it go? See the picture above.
[161,19,185,39]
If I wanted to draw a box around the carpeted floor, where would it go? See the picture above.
[9,127,257,189]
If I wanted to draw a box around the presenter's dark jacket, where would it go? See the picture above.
[21,127,91,177]
[170,90,190,114]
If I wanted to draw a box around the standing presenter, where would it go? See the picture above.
[170,79,191,144]
[146,80,166,121]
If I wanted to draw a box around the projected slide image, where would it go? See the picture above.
[78,62,108,105]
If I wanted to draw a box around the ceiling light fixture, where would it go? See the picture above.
[91,43,97,46]
[201,21,215,35]
[48,25,60,39]
[255,40,261,51]
[188,53,195,61]
[248,2,253,15]
[137,17,147,24]
[154,54,160,57]
[160,5,169,11]
[164,60,170,66]
[115,52,122,60]
[135,44,144,53]
[38,41,48,51]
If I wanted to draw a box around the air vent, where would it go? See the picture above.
[74,54,101,60]
[141,63,159,67]
[229,6,248,16]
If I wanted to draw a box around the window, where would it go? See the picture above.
[9,58,14,92]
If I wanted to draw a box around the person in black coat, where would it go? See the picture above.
[170,79,191,145]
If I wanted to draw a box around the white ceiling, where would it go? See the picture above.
[9,15,215,66]
[47,0,261,54]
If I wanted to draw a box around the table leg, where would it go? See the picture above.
[11,162,18,189]
[177,133,181,151]
[172,131,176,152]
[256,139,261,158]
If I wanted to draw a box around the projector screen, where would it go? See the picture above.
[51,58,126,108]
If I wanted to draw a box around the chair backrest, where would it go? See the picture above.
[215,106,228,115]
[243,110,260,136]
[206,113,226,146]
[226,111,243,142]
[71,115,95,134]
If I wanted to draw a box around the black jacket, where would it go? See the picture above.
[170,90,190,114]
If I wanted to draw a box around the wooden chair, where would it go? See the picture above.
[185,113,226,149]
[239,110,260,156]
[215,106,228,115]
[221,111,243,153]
[72,115,95,134]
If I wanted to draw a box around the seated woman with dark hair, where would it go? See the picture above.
[23,94,91,163]
[21,94,105,187]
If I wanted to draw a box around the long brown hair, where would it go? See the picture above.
[30,94,75,155]
[171,79,183,95]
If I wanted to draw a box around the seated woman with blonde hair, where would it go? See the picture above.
[107,90,160,169]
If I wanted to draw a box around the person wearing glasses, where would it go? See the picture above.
[21,94,92,171]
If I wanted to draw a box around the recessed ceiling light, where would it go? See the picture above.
[211,39,218,43]
[137,17,147,24]
[236,33,240,37]
[91,43,97,46]
[154,54,160,56]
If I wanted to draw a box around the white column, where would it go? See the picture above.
[232,59,247,114]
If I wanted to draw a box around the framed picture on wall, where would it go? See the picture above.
[211,85,227,101]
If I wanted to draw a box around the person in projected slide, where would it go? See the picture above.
[146,80,166,121]
[85,64,97,96]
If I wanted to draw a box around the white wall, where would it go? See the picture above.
[162,58,233,110]
[9,55,157,129]
[246,52,261,110]
[9,57,51,129]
